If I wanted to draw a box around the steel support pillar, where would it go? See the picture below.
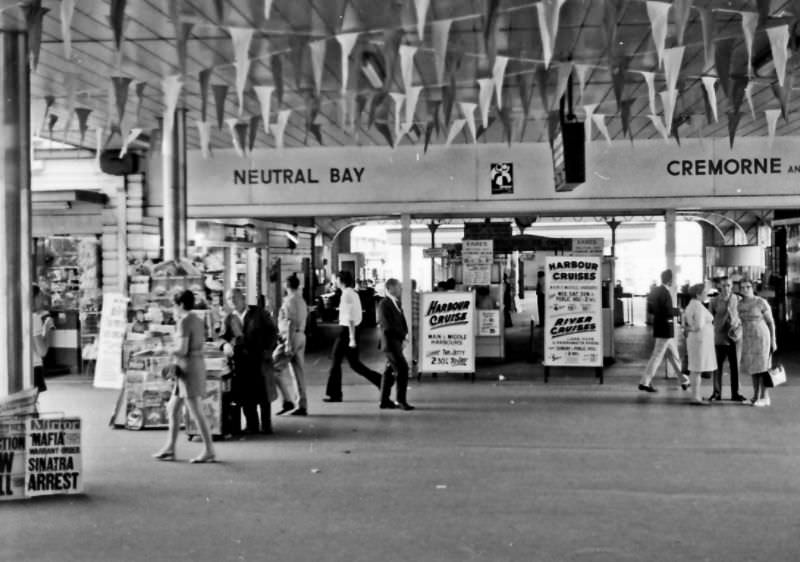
[0,32,31,397]
[162,108,187,261]
[401,214,413,362]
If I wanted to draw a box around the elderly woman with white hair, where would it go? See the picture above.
[682,282,717,406]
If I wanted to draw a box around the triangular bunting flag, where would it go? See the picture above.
[414,0,430,40]
[727,111,742,148]
[399,45,418,93]
[270,109,291,149]
[744,82,756,120]
[405,86,423,132]
[271,55,284,104]
[234,57,251,117]
[592,114,612,144]
[659,90,676,136]
[254,86,274,135]
[289,35,305,89]
[764,109,781,148]
[337,32,359,94]
[459,102,477,143]
[135,82,146,123]
[61,0,75,61]
[424,121,435,153]
[536,66,549,110]
[249,116,260,152]
[492,56,509,109]
[715,38,734,98]
[554,62,573,106]
[309,40,327,95]
[698,9,715,72]
[536,0,567,69]
[213,0,225,23]
[226,118,245,157]
[196,120,212,159]
[389,92,405,143]
[610,58,628,113]
[730,76,748,116]
[212,84,229,130]
[771,74,793,122]
[740,12,758,77]
[375,122,394,148]
[583,103,598,139]
[119,127,142,158]
[620,99,634,139]
[442,79,456,128]
[431,19,452,86]
[701,76,718,123]
[199,69,212,123]
[161,75,182,138]
[646,1,671,68]
[663,47,685,97]
[75,107,91,146]
[478,78,494,129]
[445,118,467,146]
[499,107,513,146]
[649,114,670,142]
[176,23,193,76]
[109,0,126,52]
[111,76,132,125]
[767,25,790,87]
[575,64,591,102]
[639,71,657,115]
[673,0,693,46]
[23,1,49,71]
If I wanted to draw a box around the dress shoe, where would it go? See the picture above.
[398,402,415,411]
[276,401,295,415]
[638,384,658,393]
[379,401,398,409]
[679,375,691,390]
[290,407,307,416]
[152,450,175,461]
[731,394,748,403]
[706,392,722,402]
[323,396,342,403]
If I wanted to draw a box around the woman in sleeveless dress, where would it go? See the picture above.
[154,290,216,463]
[738,280,777,407]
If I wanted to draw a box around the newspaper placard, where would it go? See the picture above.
[477,310,500,336]
[25,418,83,497]
[543,257,603,367]
[419,292,475,373]
[0,418,27,500]
[462,239,493,285]
[94,293,129,389]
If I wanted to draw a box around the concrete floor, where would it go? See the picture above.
[3,325,800,561]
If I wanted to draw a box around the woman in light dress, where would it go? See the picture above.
[682,283,717,405]
[154,290,216,463]
[737,280,777,407]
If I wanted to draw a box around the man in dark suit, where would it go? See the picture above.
[222,288,278,433]
[639,269,689,393]
[377,278,414,410]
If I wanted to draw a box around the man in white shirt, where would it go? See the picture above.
[323,270,383,402]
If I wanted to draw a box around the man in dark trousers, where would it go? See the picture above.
[323,270,383,402]
[377,278,414,410]
[638,269,690,393]
[222,288,278,434]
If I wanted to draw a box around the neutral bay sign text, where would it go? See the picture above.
[233,167,365,185]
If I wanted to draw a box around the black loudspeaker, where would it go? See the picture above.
[552,121,585,192]
[561,121,585,184]
[99,150,140,176]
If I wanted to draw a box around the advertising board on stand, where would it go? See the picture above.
[419,292,475,374]
[543,257,603,375]
[93,293,130,389]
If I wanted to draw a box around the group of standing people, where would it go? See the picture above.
[639,269,778,407]
[154,274,309,463]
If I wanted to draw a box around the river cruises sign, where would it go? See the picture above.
[543,257,603,368]
[419,292,475,374]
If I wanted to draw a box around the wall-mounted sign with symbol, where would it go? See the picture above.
[490,162,514,194]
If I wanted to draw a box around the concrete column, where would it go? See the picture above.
[665,210,677,300]
[162,108,186,261]
[0,31,31,397]
[401,214,413,361]
[246,247,258,305]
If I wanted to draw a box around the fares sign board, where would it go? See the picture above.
[543,257,603,367]
[462,239,493,285]
[419,292,475,373]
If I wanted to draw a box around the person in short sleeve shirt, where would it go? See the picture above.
[323,270,383,402]
[32,284,55,394]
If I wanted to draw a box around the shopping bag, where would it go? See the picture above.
[767,364,786,387]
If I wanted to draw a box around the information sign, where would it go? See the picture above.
[24,418,83,497]
[419,292,475,373]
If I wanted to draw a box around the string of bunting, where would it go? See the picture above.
[24,0,800,156]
